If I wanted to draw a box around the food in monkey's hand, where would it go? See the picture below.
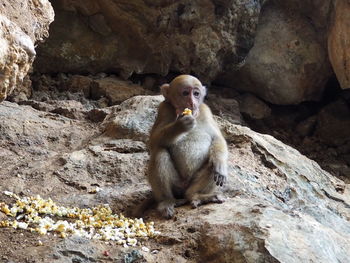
[182,108,192,116]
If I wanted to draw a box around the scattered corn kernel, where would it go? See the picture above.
[142,246,150,252]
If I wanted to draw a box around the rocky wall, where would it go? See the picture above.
[33,0,264,82]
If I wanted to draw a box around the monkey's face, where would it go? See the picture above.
[162,75,206,118]
[173,84,204,118]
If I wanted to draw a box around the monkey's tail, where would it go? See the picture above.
[132,196,157,218]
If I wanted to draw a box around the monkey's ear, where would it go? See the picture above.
[160,83,170,99]
[202,85,207,96]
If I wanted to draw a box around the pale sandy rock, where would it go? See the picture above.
[0,0,54,101]
[328,0,350,90]
[0,15,35,102]
[102,95,164,141]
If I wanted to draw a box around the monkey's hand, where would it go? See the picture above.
[176,115,196,132]
[213,163,227,187]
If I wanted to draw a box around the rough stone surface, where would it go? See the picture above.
[91,77,153,105]
[217,2,332,105]
[34,0,264,82]
[30,73,153,109]
[295,116,317,137]
[328,0,350,90]
[65,75,94,97]
[238,93,271,119]
[0,0,54,102]
[0,96,350,262]
[102,95,164,142]
[314,99,350,146]
[206,94,243,125]
[279,0,333,35]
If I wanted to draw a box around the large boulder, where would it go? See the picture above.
[1,96,350,262]
[0,0,54,102]
[328,0,350,90]
[34,0,264,82]
[218,2,332,105]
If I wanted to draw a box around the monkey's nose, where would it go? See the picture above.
[187,100,194,108]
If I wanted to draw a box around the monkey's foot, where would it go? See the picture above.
[190,194,225,208]
[157,200,175,219]
[214,172,227,187]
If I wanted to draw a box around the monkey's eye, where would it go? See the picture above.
[182,91,190,96]
[193,91,200,97]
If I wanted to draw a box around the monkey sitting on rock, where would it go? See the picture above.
[139,74,228,219]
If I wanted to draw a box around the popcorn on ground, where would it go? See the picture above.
[0,191,160,247]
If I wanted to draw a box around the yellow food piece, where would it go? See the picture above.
[182,108,192,115]
[1,204,11,215]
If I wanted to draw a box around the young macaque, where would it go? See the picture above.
[147,74,228,219]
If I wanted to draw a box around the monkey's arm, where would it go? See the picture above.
[210,133,228,186]
[201,104,228,186]
[149,102,194,149]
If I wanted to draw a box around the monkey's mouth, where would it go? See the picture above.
[185,108,199,118]
[176,107,196,119]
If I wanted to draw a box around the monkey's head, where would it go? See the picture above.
[161,75,206,118]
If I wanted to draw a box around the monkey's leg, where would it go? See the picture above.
[148,149,181,219]
[185,167,225,208]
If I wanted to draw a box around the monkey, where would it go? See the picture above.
[141,74,228,219]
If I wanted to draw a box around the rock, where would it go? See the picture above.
[87,108,110,123]
[65,75,94,97]
[102,95,164,141]
[48,100,89,120]
[123,250,144,263]
[34,0,264,82]
[19,100,92,120]
[325,163,350,178]
[314,99,350,146]
[0,0,54,101]
[1,97,350,262]
[218,3,332,105]
[0,101,97,198]
[279,0,332,34]
[91,77,151,105]
[328,0,350,90]
[344,154,350,166]
[238,93,271,120]
[295,116,317,137]
[142,76,157,91]
[206,94,243,125]
[49,237,104,263]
